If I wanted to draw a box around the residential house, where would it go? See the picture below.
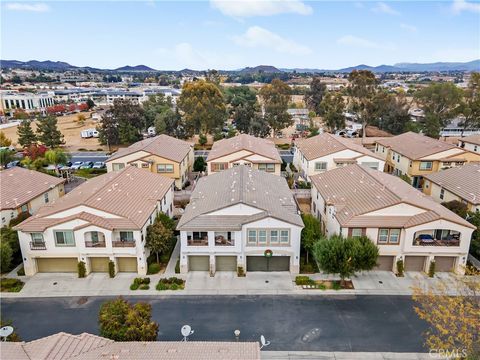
[458,134,480,153]
[0,332,261,360]
[14,167,174,276]
[310,164,475,274]
[206,134,282,175]
[177,165,304,273]
[423,163,480,213]
[293,133,385,180]
[106,134,194,189]
[1,167,65,227]
[375,132,480,189]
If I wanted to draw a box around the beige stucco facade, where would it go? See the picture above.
[423,180,480,212]
[207,150,281,176]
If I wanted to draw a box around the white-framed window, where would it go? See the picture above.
[389,229,400,244]
[258,230,267,244]
[120,231,134,242]
[378,229,389,243]
[361,162,379,170]
[258,163,275,172]
[378,229,400,244]
[351,228,363,238]
[21,204,28,213]
[141,163,149,168]
[419,161,433,171]
[314,162,327,171]
[112,163,125,171]
[248,230,257,244]
[54,231,75,246]
[280,230,289,244]
[157,164,174,173]
[44,192,49,203]
[31,233,44,243]
[440,188,445,200]
[270,230,279,244]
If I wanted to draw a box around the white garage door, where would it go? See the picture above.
[37,258,77,273]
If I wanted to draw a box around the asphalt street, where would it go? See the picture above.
[68,152,108,164]
[1,295,427,352]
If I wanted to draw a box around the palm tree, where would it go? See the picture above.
[44,149,69,175]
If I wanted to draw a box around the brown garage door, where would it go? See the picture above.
[189,256,209,271]
[37,258,77,273]
[90,257,109,272]
[247,256,290,271]
[117,257,138,272]
[375,256,395,271]
[435,256,456,272]
[405,256,426,272]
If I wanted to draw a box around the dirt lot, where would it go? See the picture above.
[2,112,106,151]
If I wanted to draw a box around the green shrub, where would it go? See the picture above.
[237,266,245,277]
[0,278,24,292]
[16,266,25,276]
[295,276,315,286]
[108,261,115,278]
[175,259,180,274]
[170,283,179,290]
[289,163,297,172]
[130,283,139,290]
[156,277,185,290]
[78,261,86,278]
[139,284,150,290]
[332,281,342,290]
[156,282,168,291]
[428,260,435,278]
[193,157,206,172]
[147,263,161,274]
[318,283,327,290]
[396,259,404,277]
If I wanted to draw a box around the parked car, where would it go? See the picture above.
[70,161,84,170]
[6,160,21,168]
[79,161,94,169]
[92,161,106,169]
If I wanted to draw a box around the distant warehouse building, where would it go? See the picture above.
[0,90,55,114]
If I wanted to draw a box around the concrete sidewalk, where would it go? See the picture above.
[1,268,472,298]
[262,351,438,359]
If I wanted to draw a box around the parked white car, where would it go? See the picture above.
[70,161,84,170]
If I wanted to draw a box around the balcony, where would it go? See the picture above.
[187,231,208,246]
[30,241,46,250]
[413,230,460,247]
[85,240,106,248]
[112,241,136,248]
[214,232,235,246]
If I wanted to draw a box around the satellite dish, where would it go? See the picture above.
[260,335,270,350]
[0,326,14,341]
[181,325,194,341]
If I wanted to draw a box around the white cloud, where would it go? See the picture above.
[452,0,480,14]
[5,2,50,12]
[337,35,396,51]
[371,2,400,15]
[210,0,312,17]
[400,23,417,32]
[233,26,312,55]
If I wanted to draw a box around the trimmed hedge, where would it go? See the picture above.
[156,277,185,291]
[1,278,24,292]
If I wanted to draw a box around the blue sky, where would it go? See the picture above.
[1,0,479,70]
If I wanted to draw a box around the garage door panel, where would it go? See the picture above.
[435,256,455,272]
[216,256,237,271]
[37,258,77,273]
[90,257,109,272]
[247,256,290,272]
[375,256,394,271]
[189,256,209,271]
[117,257,137,272]
[405,256,426,272]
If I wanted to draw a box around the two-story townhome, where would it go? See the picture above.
[292,133,385,180]
[206,134,282,175]
[1,167,65,227]
[106,134,194,189]
[310,164,475,274]
[177,165,304,274]
[375,132,480,189]
[423,163,480,213]
[458,134,480,154]
[14,167,174,276]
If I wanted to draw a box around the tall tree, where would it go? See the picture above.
[320,92,346,131]
[0,131,12,147]
[249,113,271,138]
[370,92,411,135]
[146,213,175,264]
[178,80,226,134]
[36,116,64,148]
[44,149,69,175]
[459,72,480,136]
[304,77,327,115]
[0,149,14,168]
[347,70,377,139]
[224,86,257,111]
[260,79,293,135]
[143,94,170,129]
[415,82,463,138]
[17,120,37,147]
[300,214,322,264]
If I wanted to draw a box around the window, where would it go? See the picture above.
[313,202,316,213]
[280,230,289,244]
[21,204,28,213]
[91,231,99,243]
[119,231,134,242]
[258,163,275,172]
[419,161,433,171]
[248,230,257,244]
[351,228,363,238]
[141,163,149,168]
[440,188,445,200]
[44,192,49,203]
[112,163,125,171]
[55,231,75,246]
[31,233,44,243]
[270,230,279,244]
[258,230,267,244]
[314,162,327,171]
[211,163,228,172]
[378,229,400,244]
[378,229,389,244]
[396,155,401,163]
[157,164,174,173]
